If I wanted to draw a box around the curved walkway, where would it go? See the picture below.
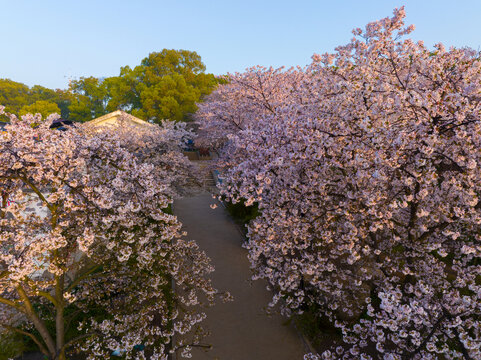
[174,193,306,360]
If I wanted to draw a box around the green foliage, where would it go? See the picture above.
[224,200,260,228]
[0,79,30,114]
[0,330,26,360]
[20,100,61,118]
[68,77,110,122]
[105,49,219,123]
[0,79,73,121]
[67,97,94,122]
[0,49,218,123]
[30,85,61,104]
[66,49,218,123]
[163,203,173,215]
[293,303,342,353]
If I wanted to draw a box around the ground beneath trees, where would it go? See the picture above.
[174,192,307,360]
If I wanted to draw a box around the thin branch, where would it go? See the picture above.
[1,323,49,356]
[60,332,97,353]
[64,309,83,333]
[65,264,101,293]
[0,295,25,313]
[16,284,56,355]
[452,327,475,360]
[174,343,212,351]
[418,222,449,242]
[402,313,445,359]
[18,175,55,212]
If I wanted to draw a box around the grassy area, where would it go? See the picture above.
[223,199,259,235]
[163,203,173,215]
[0,330,26,360]
[292,305,343,354]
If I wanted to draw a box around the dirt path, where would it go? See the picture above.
[173,193,306,360]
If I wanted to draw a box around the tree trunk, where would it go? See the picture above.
[55,274,65,359]
[16,285,57,356]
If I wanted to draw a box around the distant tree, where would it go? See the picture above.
[52,90,75,120]
[29,86,73,119]
[0,79,30,117]
[29,85,58,103]
[103,69,141,113]
[135,72,200,121]
[19,100,61,118]
[0,81,73,121]
[0,49,216,123]
[106,49,218,123]
[67,77,109,122]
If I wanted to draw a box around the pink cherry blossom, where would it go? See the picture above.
[197,7,481,359]
[0,110,223,359]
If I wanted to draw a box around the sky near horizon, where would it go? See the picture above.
[1,0,480,90]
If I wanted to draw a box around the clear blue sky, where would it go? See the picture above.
[1,0,480,90]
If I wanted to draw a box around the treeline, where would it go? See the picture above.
[0,49,219,123]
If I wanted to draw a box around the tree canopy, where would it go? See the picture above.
[114,50,217,122]
[0,49,218,123]
[19,100,61,119]
[197,7,481,360]
[0,109,223,359]
[68,49,218,123]
[0,79,71,121]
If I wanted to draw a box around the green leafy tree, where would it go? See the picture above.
[19,100,61,118]
[103,67,142,113]
[0,79,30,116]
[68,77,109,122]
[29,86,73,119]
[52,90,74,119]
[136,72,200,120]
[29,85,58,103]
[0,49,217,124]
[106,49,218,123]
[0,80,73,121]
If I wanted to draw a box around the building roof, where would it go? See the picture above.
[86,110,153,129]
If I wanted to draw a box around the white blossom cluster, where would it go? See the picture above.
[84,115,196,197]
[0,111,222,359]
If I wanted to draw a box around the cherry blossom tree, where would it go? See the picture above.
[197,7,481,359]
[0,109,221,359]
[194,66,307,153]
[84,114,196,197]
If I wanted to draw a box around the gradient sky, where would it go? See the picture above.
[1,0,480,90]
